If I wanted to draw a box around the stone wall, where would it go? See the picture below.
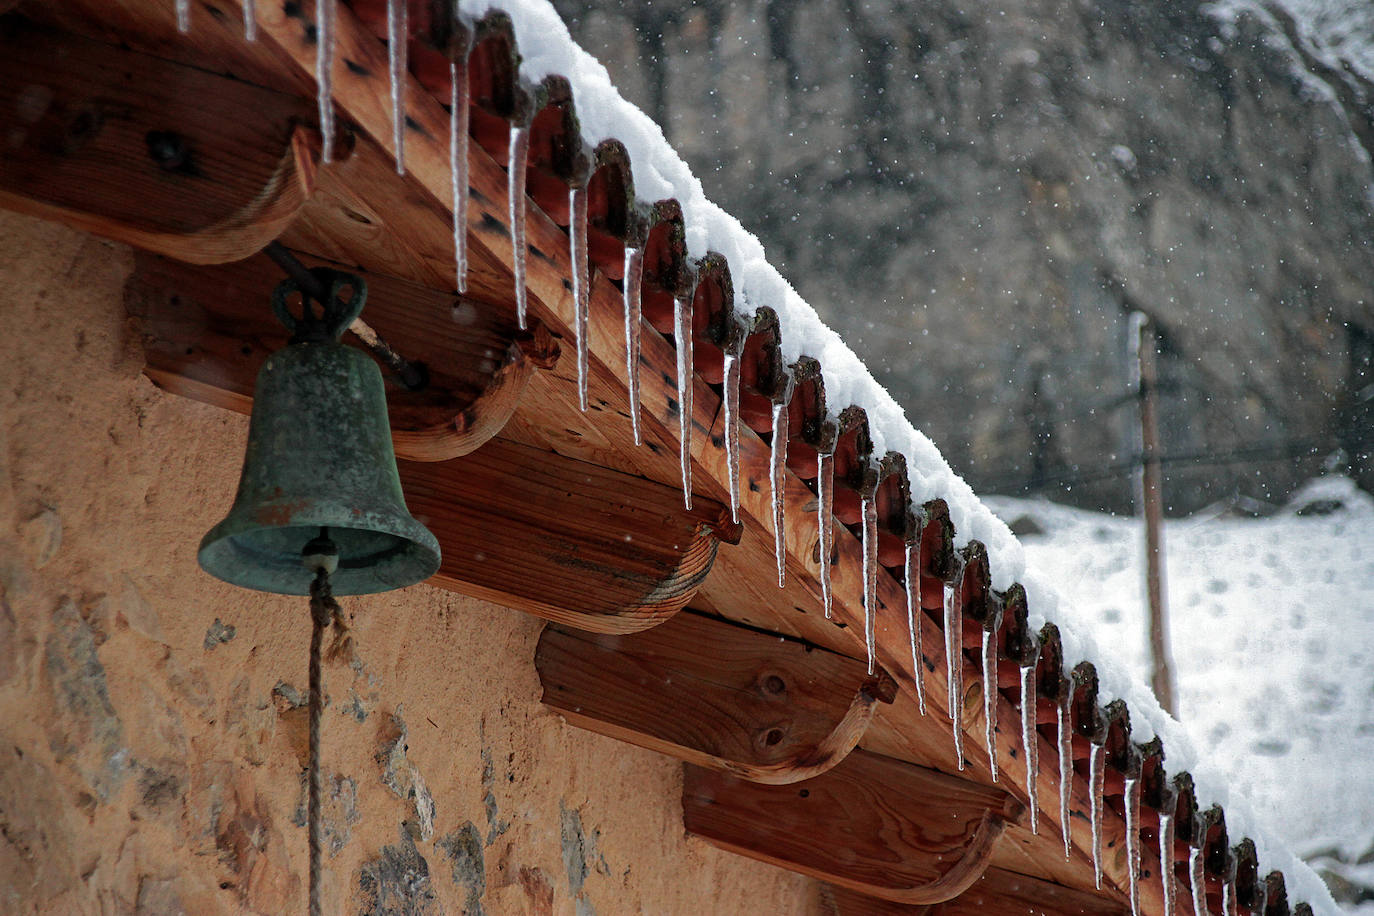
[0,211,819,915]
[553,0,1374,513]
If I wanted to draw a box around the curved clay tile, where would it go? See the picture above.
[958,541,996,637]
[1233,837,1262,912]
[690,253,732,383]
[737,308,785,433]
[1070,661,1107,750]
[466,13,530,152]
[641,200,692,331]
[830,406,874,525]
[782,357,829,474]
[584,140,643,276]
[523,76,590,224]
[997,584,1037,670]
[873,451,913,568]
[1034,622,1069,708]
[1102,698,1141,785]
[1265,870,1290,916]
[414,0,471,94]
[1197,804,1232,908]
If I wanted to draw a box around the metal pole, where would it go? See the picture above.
[1132,313,1177,715]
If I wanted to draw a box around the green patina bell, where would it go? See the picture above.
[198,270,441,596]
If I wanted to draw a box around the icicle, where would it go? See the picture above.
[316,0,337,164]
[1159,812,1176,916]
[507,125,530,329]
[450,59,470,295]
[176,0,190,32]
[1189,844,1209,916]
[982,627,998,782]
[387,0,408,174]
[1125,777,1142,916]
[1223,877,1237,916]
[1057,694,1073,860]
[945,559,967,770]
[770,401,787,585]
[1090,742,1105,889]
[817,450,835,619]
[570,187,590,411]
[723,350,741,519]
[243,0,257,40]
[904,537,927,715]
[674,297,693,509]
[623,246,645,443]
[861,493,878,676]
[1019,663,1038,835]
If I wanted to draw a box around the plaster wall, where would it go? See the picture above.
[0,210,820,915]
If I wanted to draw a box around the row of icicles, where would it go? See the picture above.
[186,2,1245,913]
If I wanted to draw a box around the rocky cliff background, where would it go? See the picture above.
[552,0,1374,515]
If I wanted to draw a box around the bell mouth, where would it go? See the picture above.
[199,520,441,596]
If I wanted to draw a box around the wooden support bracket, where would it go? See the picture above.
[403,439,740,633]
[536,611,896,784]
[683,748,1024,905]
[824,866,1129,915]
[125,251,553,462]
[0,20,316,264]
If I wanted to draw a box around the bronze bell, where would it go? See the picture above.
[198,270,441,595]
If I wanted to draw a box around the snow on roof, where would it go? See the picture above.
[461,0,1341,908]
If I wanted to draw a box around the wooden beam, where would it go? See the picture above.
[825,867,1129,916]
[683,749,1024,904]
[536,611,895,784]
[124,250,553,462]
[403,438,739,634]
[0,20,316,264]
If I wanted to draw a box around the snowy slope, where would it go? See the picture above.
[985,477,1374,911]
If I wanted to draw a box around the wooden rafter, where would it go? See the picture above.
[684,749,1024,905]
[536,610,896,784]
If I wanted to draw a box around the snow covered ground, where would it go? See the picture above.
[984,476,1374,910]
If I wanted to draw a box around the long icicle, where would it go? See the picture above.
[176,0,190,32]
[723,350,741,520]
[905,533,927,714]
[1057,693,1073,860]
[1125,777,1142,916]
[982,627,998,781]
[674,297,693,508]
[570,187,590,410]
[861,492,878,675]
[507,125,530,329]
[946,558,967,769]
[817,450,835,618]
[316,0,336,163]
[450,58,470,295]
[387,0,408,174]
[1159,811,1176,916]
[623,247,644,443]
[770,401,788,585]
[243,0,256,40]
[1189,844,1209,916]
[1019,663,1038,834]
[1090,741,1106,889]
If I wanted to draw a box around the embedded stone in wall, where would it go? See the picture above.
[44,595,127,800]
[357,828,437,916]
[438,822,486,915]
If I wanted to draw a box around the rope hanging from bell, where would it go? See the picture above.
[198,267,440,915]
[302,529,351,916]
